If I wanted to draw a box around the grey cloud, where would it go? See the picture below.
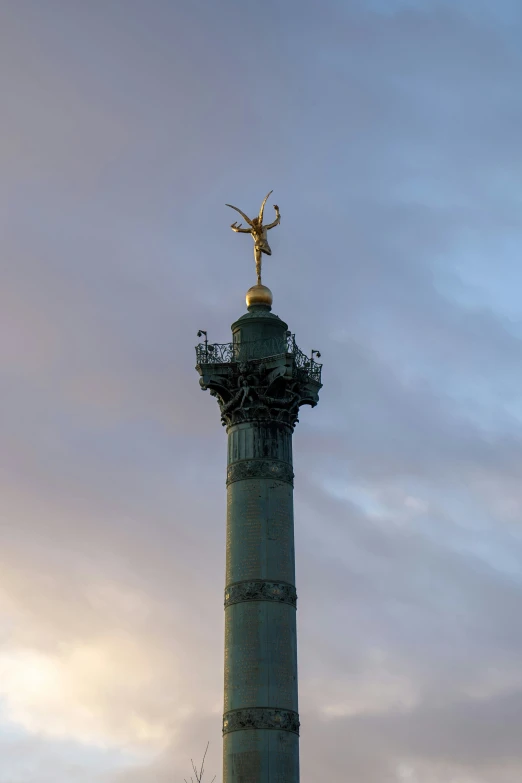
[298,687,522,783]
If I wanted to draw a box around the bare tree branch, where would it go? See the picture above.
[184,742,216,783]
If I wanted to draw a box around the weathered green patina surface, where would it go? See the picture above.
[196,300,321,783]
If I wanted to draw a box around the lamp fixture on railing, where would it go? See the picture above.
[197,330,208,353]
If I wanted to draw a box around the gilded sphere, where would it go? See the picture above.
[246,284,273,308]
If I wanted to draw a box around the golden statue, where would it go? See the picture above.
[226,191,281,285]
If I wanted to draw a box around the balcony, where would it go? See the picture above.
[195,334,322,385]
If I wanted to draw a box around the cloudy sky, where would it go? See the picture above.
[2,0,522,781]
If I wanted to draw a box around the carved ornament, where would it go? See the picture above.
[224,580,297,608]
[227,459,294,486]
[223,707,300,736]
[198,357,319,429]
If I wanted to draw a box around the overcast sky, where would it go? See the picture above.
[2,1,522,781]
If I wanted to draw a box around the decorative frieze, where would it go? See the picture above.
[223,707,300,736]
[224,580,297,608]
[226,459,294,486]
[198,354,321,429]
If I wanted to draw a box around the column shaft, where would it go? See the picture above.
[223,421,299,783]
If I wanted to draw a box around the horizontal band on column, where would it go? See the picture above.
[224,580,297,608]
[223,707,300,736]
[226,459,294,485]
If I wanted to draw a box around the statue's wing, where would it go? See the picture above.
[258,190,273,225]
[226,204,254,226]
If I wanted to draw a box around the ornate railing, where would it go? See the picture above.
[196,334,322,384]
[292,345,322,384]
[196,342,236,363]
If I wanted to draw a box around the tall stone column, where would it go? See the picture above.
[196,284,321,783]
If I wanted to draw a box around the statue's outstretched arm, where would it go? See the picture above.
[230,222,252,233]
[264,205,281,231]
